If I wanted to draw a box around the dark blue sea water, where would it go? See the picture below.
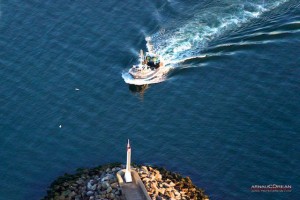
[1,0,300,199]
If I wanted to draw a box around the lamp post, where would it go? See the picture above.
[125,139,132,183]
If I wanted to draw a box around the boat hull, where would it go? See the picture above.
[129,66,166,80]
[129,69,158,79]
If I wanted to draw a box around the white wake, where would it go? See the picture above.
[151,0,289,64]
[122,0,289,85]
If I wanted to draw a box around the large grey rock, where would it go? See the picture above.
[89,196,95,200]
[87,180,97,191]
[108,193,115,199]
[114,167,122,172]
[101,174,115,182]
[111,182,118,189]
[86,191,94,196]
[106,186,112,193]
[70,191,77,198]
[114,190,120,196]
[97,184,102,191]
[76,179,84,185]
[75,196,81,200]
[102,182,110,189]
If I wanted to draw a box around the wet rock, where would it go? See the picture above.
[141,166,149,173]
[87,180,97,191]
[76,179,84,185]
[108,193,115,199]
[155,173,162,181]
[111,182,119,189]
[114,189,120,196]
[75,195,81,200]
[43,163,123,200]
[43,163,208,200]
[101,174,115,182]
[137,166,209,200]
[86,190,94,196]
[107,186,112,193]
[102,181,110,189]
[97,184,102,191]
[69,191,76,198]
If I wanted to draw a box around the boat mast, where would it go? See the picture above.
[139,49,144,65]
[146,37,154,54]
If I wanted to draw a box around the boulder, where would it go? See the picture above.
[140,173,148,178]
[169,181,175,187]
[106,186,112,193]
[108,193,115,199]
[141,166,149,173]
[101,174,115,182]
[70,191,77,198]
[86,191,94,196]
[158,188,165,195]
[102,182,110,189]
[75,195,81,200]
[97,184,102,191]
[111,182,119,189]
[114,189,120,196]
[142,177,150,183]
[43,164,208,200]
[87,180,97,191]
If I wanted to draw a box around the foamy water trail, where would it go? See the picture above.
[123,0,290,85]
[151,0,289,64]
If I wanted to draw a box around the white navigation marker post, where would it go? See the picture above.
[125,139,132,183]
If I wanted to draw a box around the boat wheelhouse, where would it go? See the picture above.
[128,37,164,79]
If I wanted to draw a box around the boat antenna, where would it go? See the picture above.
[139,49,144,64]
[146,37,154,54]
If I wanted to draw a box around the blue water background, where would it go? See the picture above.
[1,0,300,199]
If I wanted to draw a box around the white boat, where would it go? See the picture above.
[128,37,165,80]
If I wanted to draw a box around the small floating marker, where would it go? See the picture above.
[59,125,62,128]
[75,88,80,91]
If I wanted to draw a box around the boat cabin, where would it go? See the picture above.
[144,54,160,69]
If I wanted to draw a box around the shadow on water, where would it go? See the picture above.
[128,84,150,99]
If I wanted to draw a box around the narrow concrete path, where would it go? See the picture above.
[122,182,147,200]
[117,170,151,200]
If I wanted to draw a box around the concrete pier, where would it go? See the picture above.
[117,169,151,200]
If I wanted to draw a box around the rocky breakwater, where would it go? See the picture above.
[43,163,124,200]
[43,163,209,200]
[136,166,209,200]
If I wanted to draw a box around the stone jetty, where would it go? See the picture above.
[43,163,124,200]
[43,163,209,200]
[136,166,209,200]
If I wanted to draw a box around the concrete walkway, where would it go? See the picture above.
[117,170,151,200]
[121,182,147,200]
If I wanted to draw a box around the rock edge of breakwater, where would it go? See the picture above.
[42,163,209,200]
